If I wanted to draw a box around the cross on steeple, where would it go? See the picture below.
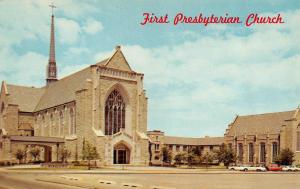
[49,2,56,15]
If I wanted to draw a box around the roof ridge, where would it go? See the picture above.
[6,83,43,90]
[239,109,295,117]
[165,135,223,139]
[52,65,91,83]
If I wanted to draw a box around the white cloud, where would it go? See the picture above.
[0,48,47,87]
[83,18,103,34]
[91,9,300,136]
[56,18,81,44]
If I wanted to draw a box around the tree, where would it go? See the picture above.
[82,140,99,170]
[185,147,201,167]
[186,151,198,167]
[59,147,71,163]
[276,148,295,165]
[29,147,40,162]
[215,144,236,167]
[161,146,172,165]
[202,152,214,168]
[174,152,186,166]
[15,149,26,164]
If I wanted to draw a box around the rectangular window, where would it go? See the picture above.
[297,131,300,151]
[210,146,214,151]
[260,143,266,163]
[272,142,278,162]
[0,142,2,149]
[169,145,173,151]
[155,144,160,151]
[248,143,254,163]
[238,143,243,162]
[176,145,180,152]
[183,146,187,151]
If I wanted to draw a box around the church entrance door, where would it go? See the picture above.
[113,143,130,164]
[44,146,52,163]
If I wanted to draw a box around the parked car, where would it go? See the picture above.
[228,165,266,172]
[282,165,300,172]
[267,164,282,171]
[228,165,248,171]
[247,165,267,172]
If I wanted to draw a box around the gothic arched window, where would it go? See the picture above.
[105,90,125,135]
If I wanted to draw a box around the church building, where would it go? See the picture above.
[0,13,149,165]
[224,109,300,165]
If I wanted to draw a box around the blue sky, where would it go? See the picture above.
[1,0,300,137]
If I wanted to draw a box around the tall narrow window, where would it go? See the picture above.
[70,108,75,134]
[260,142,266,163]
[41,115,45,136]
[272,142,278,162]
[50,113,53,136]
[0,102,4,113]
[297,125,300,151]
[59,111,64,136]
[238,143,243,162]
[248,143,254,163]
[105,90,125,135]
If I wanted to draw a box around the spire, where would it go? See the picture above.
[46,3,58,85]
[49,14,56,63]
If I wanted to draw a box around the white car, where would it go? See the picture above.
[282,165,300,172]
[228,165,249,171]
[247,165,267,172]
[228,165,266,172]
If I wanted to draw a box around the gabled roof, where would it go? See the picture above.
[3,47,137,112]
[227,110,295,136]
[102,47,133,72]
[6,84,45,112]
[163,136,224,146]
[35,66,91,111]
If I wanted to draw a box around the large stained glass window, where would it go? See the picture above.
[105,90,125,135]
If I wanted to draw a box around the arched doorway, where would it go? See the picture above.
[113,143,130,164]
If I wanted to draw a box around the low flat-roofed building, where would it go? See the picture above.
[147,130,224,165]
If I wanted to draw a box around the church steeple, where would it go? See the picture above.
[46,3,58,86]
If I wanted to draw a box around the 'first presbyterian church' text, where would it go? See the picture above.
[140,13,284,27]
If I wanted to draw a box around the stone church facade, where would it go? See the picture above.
[0,13,149,165]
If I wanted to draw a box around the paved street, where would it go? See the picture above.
[0,172,300,189]
[0,173,82,189]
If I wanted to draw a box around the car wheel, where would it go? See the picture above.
[230,168,235,171]
[256,169,261,172]
[244,168,248,172]
[288,169,292,172]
